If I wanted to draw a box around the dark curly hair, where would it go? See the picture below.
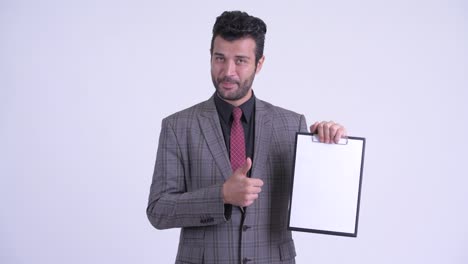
[210,11,267,64]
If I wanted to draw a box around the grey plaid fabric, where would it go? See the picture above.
[147,95,308,264]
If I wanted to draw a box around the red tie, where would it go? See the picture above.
[230,107,245,171]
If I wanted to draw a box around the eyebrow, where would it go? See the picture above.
[213,52,251,60]
[235,55,250,60]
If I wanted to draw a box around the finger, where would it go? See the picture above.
[246,186,262,194]
[333,124,347,144]
[247,193,259,200]
[243,199,254,207]
[330,123,341,144]
[317,122,325,142]
[236,157,252,176]
[242,194,258,206]
[249,178,264,187]
[309,122,319,134]
[323,121,333,143]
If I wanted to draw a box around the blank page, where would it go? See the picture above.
[288,133,365,237]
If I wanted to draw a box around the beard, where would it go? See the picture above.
[212,71,256,101]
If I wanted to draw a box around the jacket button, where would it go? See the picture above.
[242,225,251,231]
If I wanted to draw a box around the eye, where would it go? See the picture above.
[236,58,246,65]
[215,56,224,62]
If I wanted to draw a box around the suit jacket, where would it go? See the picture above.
[147,95,307,264]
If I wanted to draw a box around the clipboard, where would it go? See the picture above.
[287,132,366,237]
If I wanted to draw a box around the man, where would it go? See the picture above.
[147,11,347,264]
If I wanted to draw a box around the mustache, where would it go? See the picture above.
[218,76,239,84]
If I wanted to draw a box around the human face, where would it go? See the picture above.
[211,36,264,106]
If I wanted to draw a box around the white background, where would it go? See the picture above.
[1,0,467,263]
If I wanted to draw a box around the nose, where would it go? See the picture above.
[225,60,236,76]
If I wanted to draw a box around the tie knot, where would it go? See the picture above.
[232,107,242,121]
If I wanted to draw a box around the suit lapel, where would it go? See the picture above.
[252,99,273,179]
[198,97,232,180]
[197,96,274,181]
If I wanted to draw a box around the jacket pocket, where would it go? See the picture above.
[279,239,296,261]
[182,226,205,239]
[177,227,205,263]
[177,242,203,263]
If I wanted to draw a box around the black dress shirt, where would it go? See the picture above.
[214,92,255,171]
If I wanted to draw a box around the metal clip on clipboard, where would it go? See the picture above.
[311,134,349,145]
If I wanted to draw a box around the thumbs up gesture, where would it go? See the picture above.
[222,158,264,207]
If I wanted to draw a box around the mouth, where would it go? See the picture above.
[219,77,239,90]
[221,81,238,89]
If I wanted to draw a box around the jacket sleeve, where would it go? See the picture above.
[146,118,228,229]
[299,114,308,132]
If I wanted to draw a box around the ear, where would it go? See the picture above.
[255,55,265,74]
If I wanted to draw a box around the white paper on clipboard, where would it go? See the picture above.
[288,133,366,237]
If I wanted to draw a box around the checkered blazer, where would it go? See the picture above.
[147,95,307,264]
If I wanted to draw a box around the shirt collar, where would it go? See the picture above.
[214,91,255,123]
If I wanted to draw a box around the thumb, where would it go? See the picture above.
[235,157,252,176]
[310,122,319,134]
